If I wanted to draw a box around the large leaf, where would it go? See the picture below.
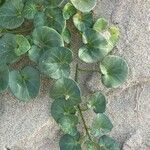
[39,47,72,79]
[99,135,120,150]
[88,92,106,113]
[45,7,66,33]
[71,0,97,12]
[30,26,64,62]
[58,115,78,136]
[82,29,107,49]
[73,12,94,32]
[78,44,108,63]
[0,33,30,64]
[100,55,129,88]
[91,114,113,137]
[50,78,81,106]
[0,64,9,93]
[9,66,40,101]
[0,0,24,29]
[59,134,81,150]
[51,99,76,122]
[63,2,76,20]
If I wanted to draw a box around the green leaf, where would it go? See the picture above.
[45,7,66,33]
[85,141,101,150]
[51,99,76,122]
[15,35,31,56]
[88,92,106,113]
[99,135,120,150]
[63,2,76,20]
[0,64,9,93]
[71,0,97,12]
[0,0,24,29]
[9,66,40,101]
[33,12,47,27]
[0,33,30,64]
[62,27,71,44]
[49,0,64,8]
[39,47,72,79]
[82,29,107,49]
[93,18,108,32]
[91,114,113,137]
[58,115,78,136]
[78,44,108,63]
[100,55,129,88]
[31,26,64,62]
[73,12,94,32]
[50,78,81,106]
[23,0,38,19]
[59,134,81,150]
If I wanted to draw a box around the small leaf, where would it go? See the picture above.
[91,114,113,137]
[85,141,101,150]
[99,135,120,150]
[78,44,108,63]
[9,66,40,101]
[0,64,9,93]
[39,47,72,79]
[51,99,76,122]
[62,27,71,44]
[15,35,31,56]
[73,12,94,32]
[0,0,24,29]
[100,55,129,88]
[58,115,78,136]
[45,7,66,33]
[50,78,81,106]
[63,2,76,20]
[88,92,106,113]
[71,0,97,13]
[93,18,108,32]
[82,29,107,49]
[59,134,81,150]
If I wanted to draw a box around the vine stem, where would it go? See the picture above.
[77,67,101,73]
[75,63,92,141]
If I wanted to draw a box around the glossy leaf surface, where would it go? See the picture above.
[39,47,72,79]
[100,55,129,88]
[9,66,40,101]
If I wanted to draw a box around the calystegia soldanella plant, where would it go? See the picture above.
[0,0,128,149]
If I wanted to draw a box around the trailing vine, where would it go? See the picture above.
[0,0,129,149]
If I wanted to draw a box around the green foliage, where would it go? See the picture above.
[0,0,129,149]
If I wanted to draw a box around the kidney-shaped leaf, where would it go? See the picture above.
[100,55,129,88]
[50,78,81,106]
[71,0,97,12]
[99,135,120,150]
[59,134,81,150]
[91,114,113,137]
[88,92,106,113]
[0,33,30,64]
[0,0,24,29]
[82,29,107,49]
[30,26,64,62]
[51,99,76,122]
[63,2,76,20]
[9,66,40,102]
[73,12,94,32]
[39,47,72,79]
[78,44,108,63]
[0,64,9,93]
